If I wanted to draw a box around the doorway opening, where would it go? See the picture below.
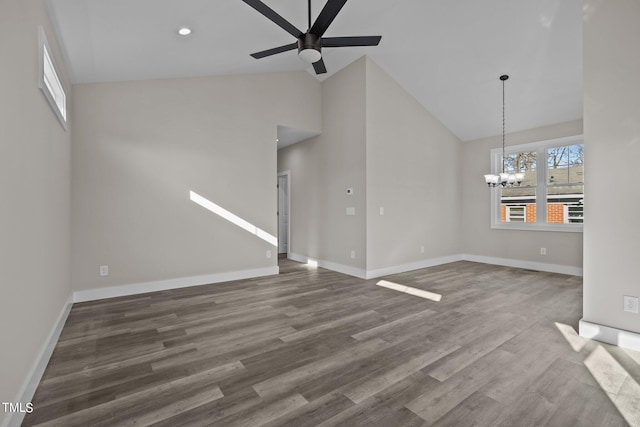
[277,171,290,257]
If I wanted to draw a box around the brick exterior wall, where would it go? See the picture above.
[547,203,565,224]
[526,204,537,223]
[501,203,566,223]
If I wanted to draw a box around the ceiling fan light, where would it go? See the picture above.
[298,48,321,64]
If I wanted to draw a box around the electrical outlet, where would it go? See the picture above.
[266,250,272,259]
[540,248,547,256]
[421,245,425,253]
[379,207,384,215]
[350,250,356,259]
[623,295,639,313]
[99,265,109,277]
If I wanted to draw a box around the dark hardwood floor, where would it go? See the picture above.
[23,259,640,426]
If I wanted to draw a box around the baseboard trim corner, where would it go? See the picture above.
[365,254,464,279]
[579,319,640,352]
[288,253,463,280]
[288,252,582,279]
[4,294,73,427]
[288,253,367,279]
[461,254,583,276]
[73,266,280,303]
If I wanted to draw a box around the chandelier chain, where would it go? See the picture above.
[483,74,521,188]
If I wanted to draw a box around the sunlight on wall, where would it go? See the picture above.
[190,191,277,247]
[376,280,442,302]
[556,322,640,426]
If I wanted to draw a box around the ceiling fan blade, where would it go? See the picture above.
[250,43,298,59]
[312,58,327,74]
[309,0,348,37]
[322,36,382,47]
[242,0,303,38]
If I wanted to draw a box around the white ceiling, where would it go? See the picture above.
[45,0,583,142]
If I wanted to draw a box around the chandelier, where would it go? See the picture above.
[483,75,525,187]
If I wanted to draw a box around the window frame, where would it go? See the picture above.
[38,26,67,130]
[489,134,583,233]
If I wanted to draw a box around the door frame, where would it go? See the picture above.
[277,170,291,257]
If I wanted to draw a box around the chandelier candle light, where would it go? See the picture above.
[483,75,525,187]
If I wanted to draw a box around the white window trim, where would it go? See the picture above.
[489,134,583,233]
[38,26,67,130]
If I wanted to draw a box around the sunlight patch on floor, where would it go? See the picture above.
[555,322,588,352]
[585,345,640,426]
[556,322,640,426]
[376,280,442,302]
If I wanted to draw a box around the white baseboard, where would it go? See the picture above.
[461,254,583,276]
[288,252,367,279]
[365,255,464,279]
[288,252,463,280]
[73,266,279,303]
[288,252,582,279]
[3,295,73,427]
[579,319,640,352]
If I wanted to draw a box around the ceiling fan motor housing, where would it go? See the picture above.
[298,33,321,62]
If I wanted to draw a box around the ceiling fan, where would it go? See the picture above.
[241,0,382,74]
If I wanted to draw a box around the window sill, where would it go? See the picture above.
[491,222,583,233]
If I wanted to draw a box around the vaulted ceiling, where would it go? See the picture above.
[46,0,583,141]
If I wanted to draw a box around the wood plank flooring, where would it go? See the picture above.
[23,260,640,426]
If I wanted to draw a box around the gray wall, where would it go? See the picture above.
[0,0,72,420]
[278,57,462,273]
[461,120,584,269]
[583,0,640,334]
[278,57,367,270]
[71,72,321,291]
[365,58,462,270]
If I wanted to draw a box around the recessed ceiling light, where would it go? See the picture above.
[178,27,192,36]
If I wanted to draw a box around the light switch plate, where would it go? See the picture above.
[346,207,356,216]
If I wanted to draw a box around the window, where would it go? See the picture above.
[39,27,67,129]
[565,205,583,223]
[490,135,584,232]
[505,205,526,222]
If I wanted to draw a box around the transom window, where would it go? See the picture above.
[39,27,67,129]
[490,135,584,232]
